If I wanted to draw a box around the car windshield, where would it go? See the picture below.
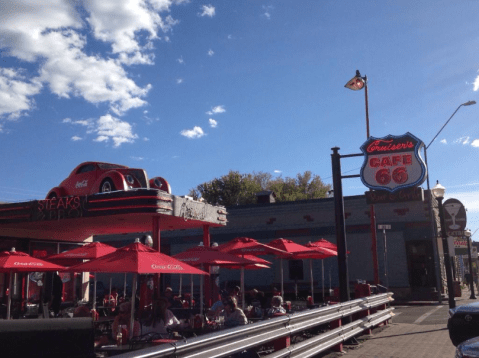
[97,163,127,170]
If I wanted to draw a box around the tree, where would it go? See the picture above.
[189,170,331,206]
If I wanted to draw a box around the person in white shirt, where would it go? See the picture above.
[142,297,180,336]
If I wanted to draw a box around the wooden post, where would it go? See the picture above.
[273,336,290,351]
[330,318,342,352]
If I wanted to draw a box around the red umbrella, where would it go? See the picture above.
[307,240,341,303]
[0,248,66,319]
[69,241,207,339]
[216,237,288,256]
[266,238,328,299]
[173,246,256,267]
[217,237,288,308]
[69,242,207,275]
[47,242,117,308]
[48,242,117,263]
[173,246,259,313]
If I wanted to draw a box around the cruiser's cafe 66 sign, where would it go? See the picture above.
[360,132,427,194]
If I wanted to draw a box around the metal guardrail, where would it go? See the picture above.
[115,293,394,358]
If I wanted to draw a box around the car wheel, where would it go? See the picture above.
[100,179,115,193]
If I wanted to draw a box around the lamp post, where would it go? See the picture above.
[345,70,380,285]
[465,229,476,299]
[424,100,476,303]
[432,181,456,308]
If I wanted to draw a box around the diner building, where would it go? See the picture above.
[99,190,448,301]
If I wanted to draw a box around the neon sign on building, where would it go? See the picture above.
[360,132,427,193]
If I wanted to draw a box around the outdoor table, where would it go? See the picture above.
[97,306,117,317]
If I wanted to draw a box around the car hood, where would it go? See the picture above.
[450,302,479,315]
[457,336,479,357]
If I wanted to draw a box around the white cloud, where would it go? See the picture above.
[209,118,217,128]
[143,137,149,141]
[472,139,479,147]
[262,5,274,20]
[199,5,215,17]
[206,105,226,115]
[227,34,233,40]
[71,136,82,141]
[0,68,42,119]
[94,113,138,147]
[177,56,185,64]
[177,78,183,84]
[180,126,205,139]
[274,170,282,173]
[440,139,447,144]
[454,136,470,145]
[208,49,214,56]
[130,156,144,161]
[0,0,185,119]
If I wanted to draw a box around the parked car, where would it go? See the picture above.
[448,302,479,346]
[46,161,170,198]
[455,336,479,357]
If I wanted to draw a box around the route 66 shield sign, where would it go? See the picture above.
[360,132,427,193]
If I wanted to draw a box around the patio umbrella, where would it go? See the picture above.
[217,237,288,309]
[174,245,258,314]
[266,238,335,300]
[0,248,66,319]
[47,242,117,309]
[69,240,207,338]
[306,240,339,302]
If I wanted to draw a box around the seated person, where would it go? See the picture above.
[231,286,241,305]
[112,302,141,341]
[207,290,229,320]
[141,297,182,336]
[223,297,248,327]
[164,287,175,308]
[73,305,91,318]
[266,296,286,317]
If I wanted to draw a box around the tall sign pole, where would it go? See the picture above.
[331,147,350,303]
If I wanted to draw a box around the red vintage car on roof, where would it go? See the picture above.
[46,161,171,199]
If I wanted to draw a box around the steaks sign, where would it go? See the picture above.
[360,132,427,193]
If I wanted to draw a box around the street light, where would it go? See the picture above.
[424,100,476,303]
[465,229,476,299]
[431,180,456,308]
[344,70,380,285]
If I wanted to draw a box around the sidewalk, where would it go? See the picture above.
[322,287,479,358]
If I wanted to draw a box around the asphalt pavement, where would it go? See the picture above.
[320,287,479,358]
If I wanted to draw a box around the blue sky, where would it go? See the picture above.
[1,1,479,238]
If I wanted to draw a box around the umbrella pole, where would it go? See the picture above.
[124,274,127,299]
[280,258,284,298]
[190,274,193,309]
[322,260,325,302]
[26,273,30,308]
[7,271,13,319]
[241,267,245,311]
[200,266,204,316]
[72,272,76,303]
[130,274,137,340]
[310,259,314,304]
[179,274,182,297]
[93,273,97,310]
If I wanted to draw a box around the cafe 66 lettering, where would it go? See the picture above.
[360,132,427,193]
